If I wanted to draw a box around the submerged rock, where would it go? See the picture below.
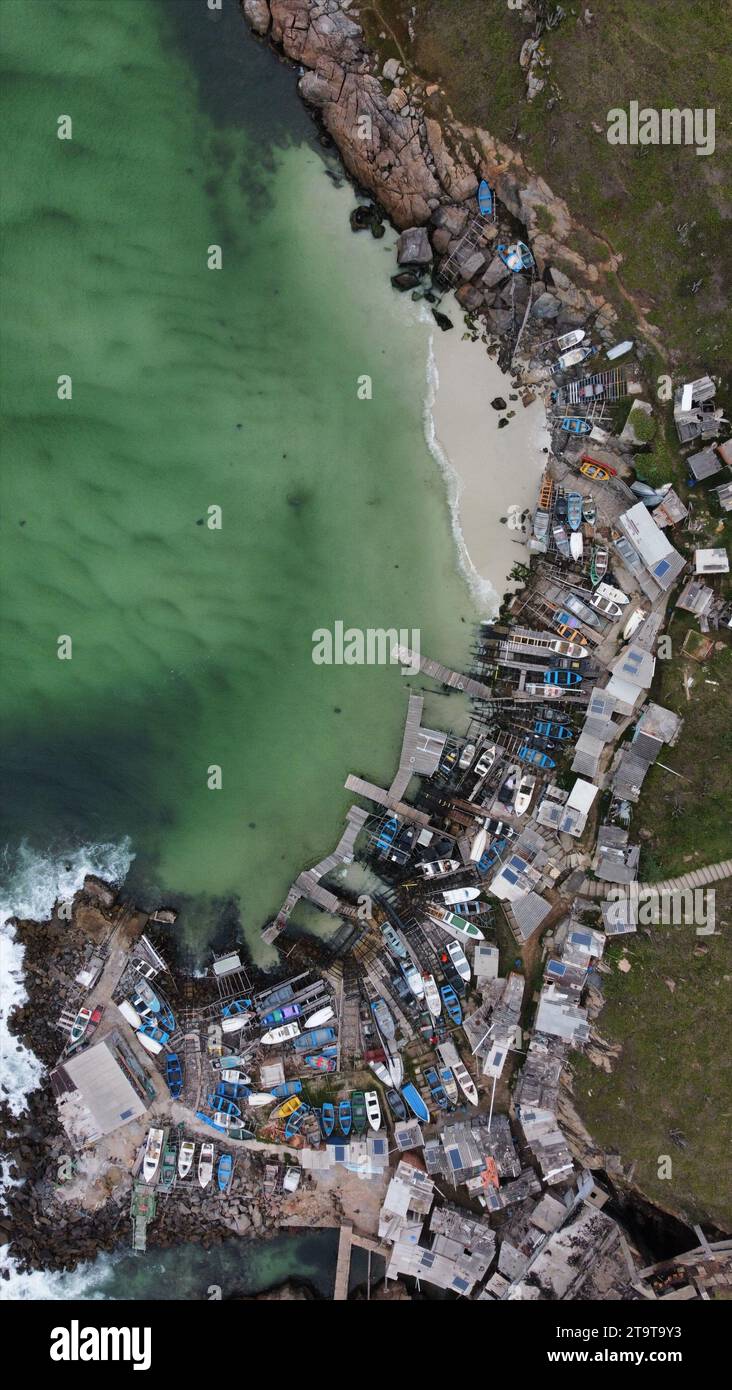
[397,226,432,265]
[391,269,422,292]
[432,309,453,331]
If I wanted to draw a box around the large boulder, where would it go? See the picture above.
[243,0,271,35]
[397,226,432,265]
[431,203,469,236]
[531,291,562,319]
[482,254,509,290]
[456,284,485,311]
[486,308,513,336]
[430,227,452,255]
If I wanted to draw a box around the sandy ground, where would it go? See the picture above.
[428,302,550,617]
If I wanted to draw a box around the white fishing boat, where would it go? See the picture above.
[177,1140,195,1179]
[595,581,630,606]
[246,1092,277,1108]
[118,999,142,1030]
[556,328,585,351]
[221,1016,249,1035]
[369,1060,391,1086]
[428,910,485,943]
[549,637,589,659]
[606,338,633,360]
[418,858,460,879]
[371,996,396,1040]
[556,345,592,371]
[469,827,488,863]
[452,1060,479,1106]
[446,939,471,983]
[514,774,536,817]
[438,1067,459,1106]
[68,1006,93,1047]
[137,1029,164,1056]
[142,1127,164,1184]
[569,530,583,562]
[401,962,425,999]
[422,973,442,1019]
[260,1021,301,1046]
[589,593,623,620]
[198,1141,215,1188]
[364,1090,382,1131]
[441,886,480,905]
[623,608,647,641]
[458,743,476,770]
[387,1052,404,1088]
[220,1069,251,1084]
[303,1005,334,1029]
[207,1112,239,1132]
[525,683,564,698]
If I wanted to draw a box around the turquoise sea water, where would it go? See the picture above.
[0,0,477,961]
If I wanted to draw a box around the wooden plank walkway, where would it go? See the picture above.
[344,775,431,825]
[334,1223,353,1300]
[580,857,732,899]
[391,644,494,700]
[262,806,368,943]
[389,693,426,802]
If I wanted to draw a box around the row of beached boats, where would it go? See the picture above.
[142,1129,233,1192]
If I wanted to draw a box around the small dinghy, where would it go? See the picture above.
[556,346,592,371]
[208,1094,241,1119]
[198,1142,214,1189]
[142,1127,164,1184]
[273,1095,303,1122]
[401,962,425,998]
[452,1059,479,1106]
[217,1153,233,1192]
[369,1060,392,1086]
[623,608,647,641]
[304,1053,336,1072]
[567,492,583,531]
[220,1069,251,1085]
[246,1092,277,1108]
[553,523,571,559]
[351,1091,368,1136]
[590,545,609,584]
[178,1140,195,1178]
[284,1103,310,1140]
[261,1003,301,1027]
[269,1079,303,1099]
[606,339,633,360]
[561,416,592,435]
[401,1083,430,1124]
[441,885,480,904]
[381,923,407,958]
[422,973,442,1019]
[498,240,534,272]
[589,593,623,620]
[596,581,629,606]
[294,1026,336,1051]
[321,1101,335,1138]
[371,997,396,1039]
[364,1091,382,1131]
[446,939,471,982]
[424,1066,449,1110]
[69,1006,93,1047]
[165,1052,183,1099]
[518,745,556,770]
[477,179,495,218]
[386,1089,407,1122]
[260,1021,300,1046]
[514,774,536,816]
[556,328,585,351]
[387,1051,403,1089]
[440,984,463,1026]
[582,495,596,525]
[439,1067,460,1105]
[338,1099,352,1138]
[570,530,584,562]
[303,1004,334,1029]
[458,742,476,770]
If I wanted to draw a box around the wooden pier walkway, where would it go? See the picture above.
[344,775,430,826]
[262,805,368,944]
[388,693,446,802]
[333,1223,390,1300]
[391,645,494,700]
[580,857,732,899]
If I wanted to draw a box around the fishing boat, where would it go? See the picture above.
[364,1091,382,1131]
[273,1094,303,1121]
[369,1060,392,1086]
[552,523,571,559]
[260,1021,301,1046]
[458,742,476,770]
[387,1051,404,1089]
[606,338,633,360]
[441,886,480,904]
[554,489,567,521]
[351,1091,368,1136]
[376,814,399,853]
[159,1143,177,1193]
[158,1004,176,1034]
[556,346,592,371]
[293,1026,336,1052]
[198,1142,215,1189]
[371,997,396,1039]
[220,1069,251,1085]
[381,923,407,958]
[477,179,495,218]
[401,1083,430,1124]
[142,1127,164,1184]
[268,1079,303,1099]
[623,608,647,641]
[422,973,442,1019]
[469,827,487,864]
[304,1053,336,1072]
[595,581,630,606]
[514,774,536,816]
[561,416,592,435]
[518,745,556,770]
[178,1140,195,1178]
[440,984,463,1026]
[165,1052,183,1100]
[534,720,573,740]
[321,1102,336,1138]
[590,546,609,584]
[556,328,585,351]
[303,1004,335,1029]
[543,669,583,686]
[497,765,518,806]
[208,1095,241,1119]
[134,979,161,1013]
[452,1060,479,1106]
[582,495,596,525]
[549,637,588,658]
[589,593,623,620]
[221,997,250,1019]
[69,1006,93,1047]
[419,857,461,879]
[533,508,550,544]
[216,1080,250,1101]
[439,1067,459,1106]
[497,240,534,273]
[580,455,615,480]
[246,1093,277,1108]
[569,530,584,562]
[446,939,471,982]
[428,910,485,943]
[424,1066,449,1110]
[386,1089,407,1122]
[567,492,583,531]
[284,1104,310,1141]
[137,1023,170,1055]
[261,1003,301,1027]
[217,1153,233,1192]
[338,1098,352,1137]
[401,961,425,998]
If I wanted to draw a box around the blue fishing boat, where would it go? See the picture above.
[439,984,463,1027]
[567,492,583,532]
[497,240,534,273]
[534,721,573,740]
[477,179,495,219]
[284,1103,311,1140]
[478,838,507,874]
[215,1080,250,1100]
[268,1079,303,1099]
[208,1094,241,1118]
[321,1102,335,1138]
[376,814,399,853]
[222,997,251,1018]
[424,1066,450,1110]
[261,1003,301,1026]
[165,1052,183,1099]
[385,1089,407,1121]
[217,1153,233,1192]
[561,416,592,435]
[304,1053,336,1072]
[543,669,582,686]
[401,1083,430,1124]
[338,1098,352,1137]
[293,1027,337,1052]
[381,923,407,958]
[518,744,556,770]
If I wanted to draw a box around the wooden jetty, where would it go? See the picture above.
[262,805,368,944]
[388,693,446,803]
[333,1222,390,1300]
[391,645,494,701]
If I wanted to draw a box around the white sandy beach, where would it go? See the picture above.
[425,297,550,618]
